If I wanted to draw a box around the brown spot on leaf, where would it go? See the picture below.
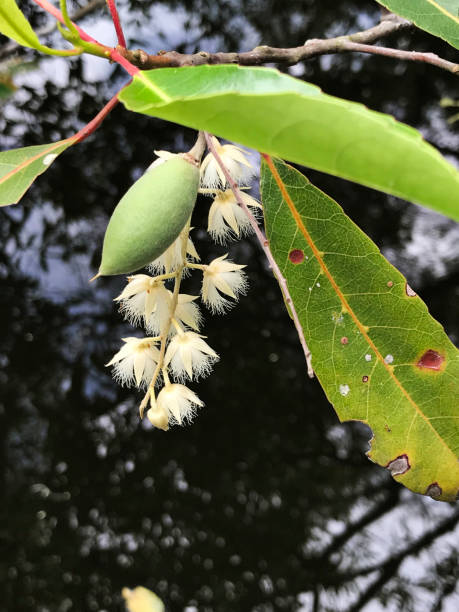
[426,483,442,499]
[405,283,417,297]
[341,337,349,345]
[386,454,410,476]
[416,349,445,371]
[387,281,393,288]
[362,375,369,383]
[288,249,304,264]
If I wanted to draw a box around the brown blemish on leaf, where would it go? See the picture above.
[426,483,442,499]
[386,454,410,476]
[384,424,391,433]
[341,337,348,345]
[387,281,393,288]
[416,349,445,372]
[362,375,369,383]
[288,249,304,264]
[405,283,417,297]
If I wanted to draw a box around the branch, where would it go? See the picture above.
[0,0,105,61]
[116,13,457,76]
[343,509,459,583]
[319,488,400,562]
[4,8,457,77]
[339,42,459,75]
[347,509,459,612]
[204,133,314,378]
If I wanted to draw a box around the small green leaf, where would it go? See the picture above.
[261,157,459,502]
[376,0,459,50]
[0,0,43,50]
[118,65,459,221]
[0,139,76,206]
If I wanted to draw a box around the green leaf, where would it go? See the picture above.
[118,65,459,221]
[376,0,459,50]
[261,157,459,502]
[0,139,76,206]
[0,0,43,49]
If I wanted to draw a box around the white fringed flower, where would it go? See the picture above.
[207,189,261,243]
[156,383,204,425]
[165,331,219,380]
[115,275,171,328]
[174,293,203,332]
[145,291,202,335]
[200,136,254,188]
[149,228,199,274]
[106,337,160,387]
[202,254,247,313]
[144,296,173,336]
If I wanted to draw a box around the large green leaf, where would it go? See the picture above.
[376,0,459,50]
[118,65,459,221]
[0,139,76,206]
[0,0,43,49]
[261,157,459,502]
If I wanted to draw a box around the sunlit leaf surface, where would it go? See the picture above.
[0,0,43,49]
[261,157,459,501]
[119,65,459,221]
[376,0,459,49]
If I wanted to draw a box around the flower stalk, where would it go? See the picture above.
[138,217,191,418]
[204,133,314,378]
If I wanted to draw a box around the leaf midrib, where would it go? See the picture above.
[425,0,459,24]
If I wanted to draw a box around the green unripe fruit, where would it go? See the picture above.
[97,156,200,276]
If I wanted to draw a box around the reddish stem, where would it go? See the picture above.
[31,0,98,44]
[74,92,120,143]
[110,47,139,75]
[106,0,126,48]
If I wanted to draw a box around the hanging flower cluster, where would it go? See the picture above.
[106,136,259,431]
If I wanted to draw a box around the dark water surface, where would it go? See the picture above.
[1,1,459,610]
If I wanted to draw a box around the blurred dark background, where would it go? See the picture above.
[1,1,459,610]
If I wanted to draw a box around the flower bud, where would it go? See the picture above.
[97,156,199,276]
[147,404,170,431]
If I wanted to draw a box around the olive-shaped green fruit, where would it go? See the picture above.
[97,156,200,276]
